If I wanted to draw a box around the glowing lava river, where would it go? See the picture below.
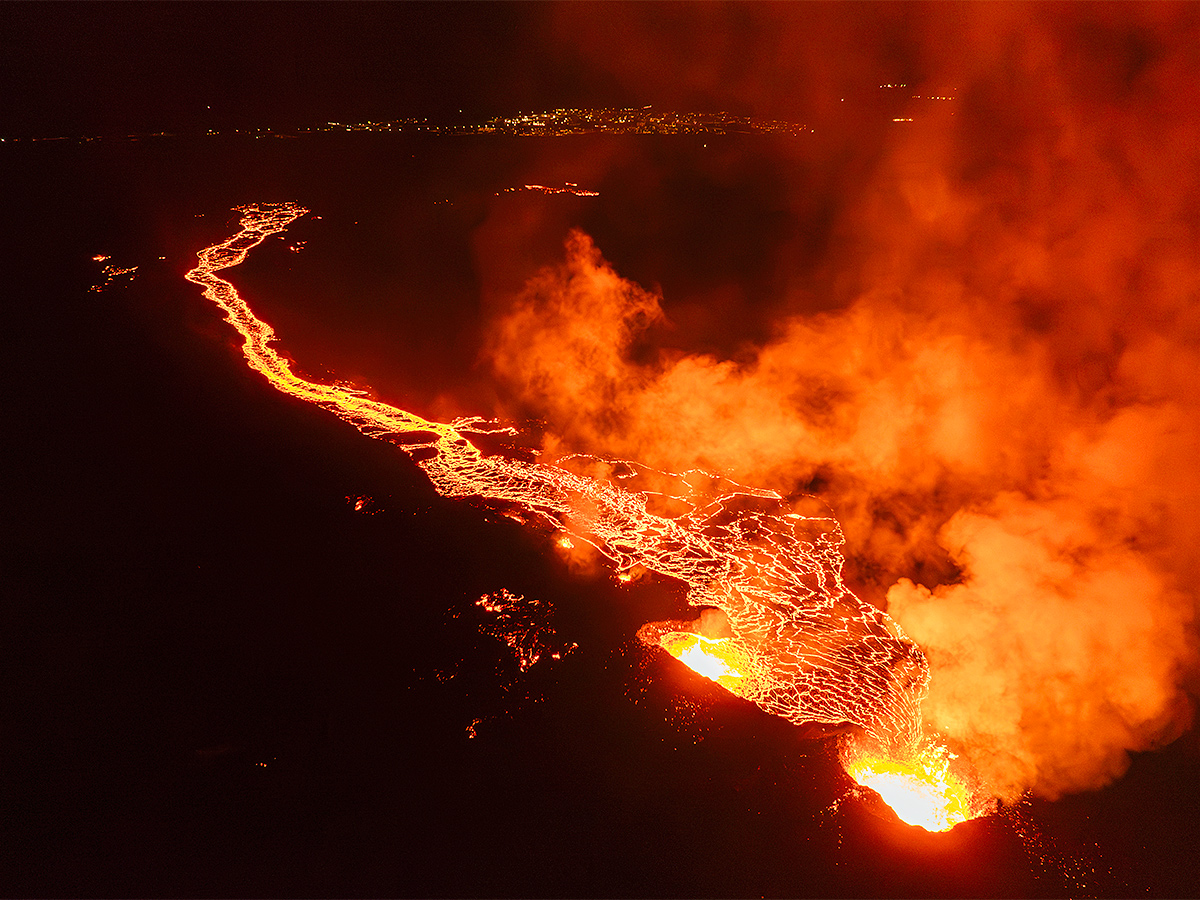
[186,202,982,832]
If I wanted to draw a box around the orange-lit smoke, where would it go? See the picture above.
[483,7,1200,801]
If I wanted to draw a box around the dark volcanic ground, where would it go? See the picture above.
[3,135,1199,898]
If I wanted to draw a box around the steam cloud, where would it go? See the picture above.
[474,5,1200,800]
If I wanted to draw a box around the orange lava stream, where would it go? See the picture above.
[187,204,979,821]
[842,741,975,832]
[660,632,748,692]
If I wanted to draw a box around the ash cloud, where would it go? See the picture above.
[472,5,1200,800]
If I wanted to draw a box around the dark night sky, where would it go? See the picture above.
[4,3,1200,898]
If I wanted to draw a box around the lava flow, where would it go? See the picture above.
[653,618,978,832]
[186,203,983,829]
[659,632,747,692]
[842,741,974,832]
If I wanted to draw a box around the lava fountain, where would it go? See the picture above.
[185,203,985,830]
[842,740,974,832]
[659,632,748,692]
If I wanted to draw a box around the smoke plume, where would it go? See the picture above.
[474,5,1200,800]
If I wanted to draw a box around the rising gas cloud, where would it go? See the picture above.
[479,5,1200,800]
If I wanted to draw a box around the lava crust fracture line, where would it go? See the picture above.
[186,203,932,757]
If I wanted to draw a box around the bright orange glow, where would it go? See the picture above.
[660,632,746,692]
[844,741,974,832]
[185,203,934,759]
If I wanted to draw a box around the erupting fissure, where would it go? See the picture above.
[186,203,982,830]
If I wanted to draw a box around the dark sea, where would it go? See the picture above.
[3,133,1194,897]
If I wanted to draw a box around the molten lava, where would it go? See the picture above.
[660,632,747,692]
[476,588,576,672]
[843,741,973,832]
[185,204,983,825]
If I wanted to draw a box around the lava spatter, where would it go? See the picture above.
[476,589,577,672]
[841,738,975,832]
